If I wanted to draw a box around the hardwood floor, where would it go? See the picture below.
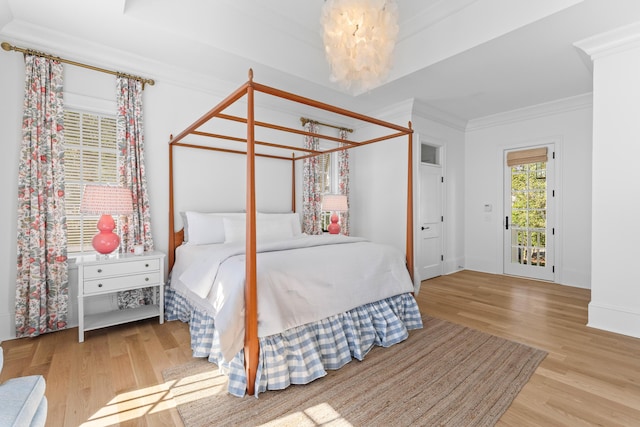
[0,316,192,426]
[1,270,640,426]
[419,271,640,426]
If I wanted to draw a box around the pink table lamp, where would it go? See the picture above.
[80,185,133,254]
[321,194,348,234]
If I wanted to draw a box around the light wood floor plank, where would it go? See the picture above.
[1,270,640,426]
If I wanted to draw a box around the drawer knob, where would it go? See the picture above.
[145,263,149,268]
[98,283,103,288]
[97,268,102,273]
[145,277,149,282]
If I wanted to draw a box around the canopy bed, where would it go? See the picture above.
[165,70,421,397]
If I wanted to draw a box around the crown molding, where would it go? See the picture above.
[412,99,468,131]
[466,93,592,132]
[1,20,239,98]
[369,98,414,120]
[574,21,640,60]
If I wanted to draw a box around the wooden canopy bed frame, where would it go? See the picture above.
[168,70,414,395]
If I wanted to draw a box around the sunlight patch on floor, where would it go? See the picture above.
[80,369,351,426]
[80,382,175,426]
[80,369,227,426]
[169,369,228,402]
[257,403,353,427]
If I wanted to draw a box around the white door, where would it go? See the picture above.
[419,162,443,280]
[503,144,555,281]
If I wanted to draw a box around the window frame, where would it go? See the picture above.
[319,151,339,232]
[64,94,119,256]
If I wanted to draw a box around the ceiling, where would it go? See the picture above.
[2,0,640,126]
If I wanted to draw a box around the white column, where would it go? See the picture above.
[576,22,640,338]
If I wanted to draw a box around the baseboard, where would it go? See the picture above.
[588,302,640,339]
[443,257,465,275]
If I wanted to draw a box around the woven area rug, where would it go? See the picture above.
[162,315,546,427]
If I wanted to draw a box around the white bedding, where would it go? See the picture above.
[173,234,414,362]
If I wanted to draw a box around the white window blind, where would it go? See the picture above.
[318,152,331,194]
[64,110,118,253]
[506,147,548,167]
[318,152,334,231]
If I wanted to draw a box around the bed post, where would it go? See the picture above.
[245,70,259,396]
[291,153,296,212]
[406,122,414,282]
[168,134,176,270]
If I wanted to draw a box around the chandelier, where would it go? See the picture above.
[321,0,399,93]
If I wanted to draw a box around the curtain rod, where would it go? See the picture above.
[300,117,353,133]
[1,41,155,89]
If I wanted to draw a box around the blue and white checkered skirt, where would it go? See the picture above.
[165,286,423,397]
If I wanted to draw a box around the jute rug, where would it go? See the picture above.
[162,316,546,427]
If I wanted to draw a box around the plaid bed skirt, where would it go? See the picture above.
[165,285,423,397]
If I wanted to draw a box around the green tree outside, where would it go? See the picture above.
[510,162,546,266]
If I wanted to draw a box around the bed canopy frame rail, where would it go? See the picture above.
[168,69,414,395]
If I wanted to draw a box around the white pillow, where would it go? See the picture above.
[223,216,296,243]
[182,211,245,245]
[222,217,246,243]
[257,212,302,236]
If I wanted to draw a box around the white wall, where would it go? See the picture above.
[350,102,413,254]
[464,97,593,289]
[350,100,467,287]
[580,24,640,339]
[0,47,24,341]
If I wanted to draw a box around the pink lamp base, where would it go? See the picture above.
[328,213,341,234]
[92,214,120,254]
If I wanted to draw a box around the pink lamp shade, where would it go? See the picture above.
[321,194,348,235]
[80,185,133,254]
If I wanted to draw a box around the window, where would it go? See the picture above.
[421,143,440,165]
[64,110,118,254]
[318,152,337,231]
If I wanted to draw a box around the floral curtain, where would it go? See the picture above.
[338,129,350,236]
[15,55,68,337]
[302,122,323,234]
[116,76,154,308]
[116,77,154,252]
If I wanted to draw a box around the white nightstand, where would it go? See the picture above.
[77,251,165,342]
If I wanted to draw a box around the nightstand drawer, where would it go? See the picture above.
[83,259,160,279]
[84,271,161,294]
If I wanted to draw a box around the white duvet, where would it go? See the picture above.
[175,234,414,361]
